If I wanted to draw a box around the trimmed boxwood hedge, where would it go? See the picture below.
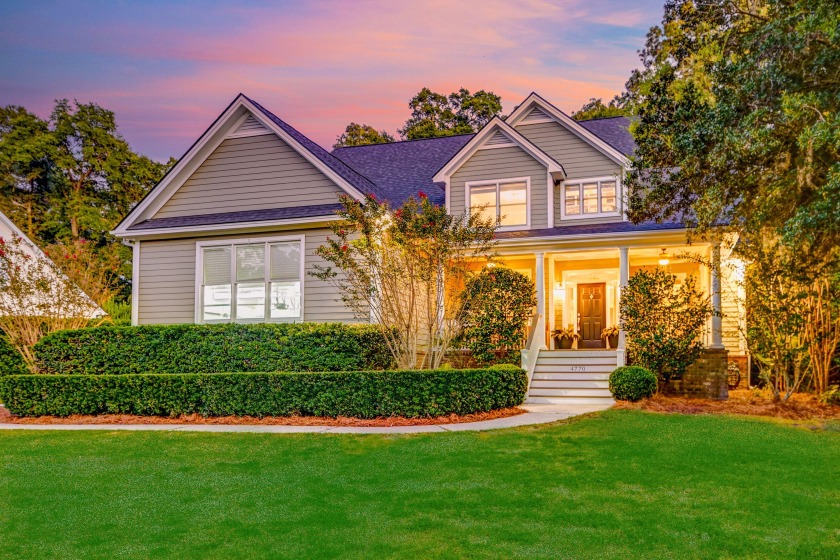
[0,336,28,376]
[0,366,527,418]
[34,323,395,375]
[609,366,657,402]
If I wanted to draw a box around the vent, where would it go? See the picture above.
[485,130,514,147]
[521,106,551,123]
[230,114,270,136]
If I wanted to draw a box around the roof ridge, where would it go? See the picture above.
[331,133,476,151]
[576,115,631,122]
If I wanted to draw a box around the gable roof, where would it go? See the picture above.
[577,116,636,157]
[431,116,566,182]
[506,92,631,166]
[332,135,473,207]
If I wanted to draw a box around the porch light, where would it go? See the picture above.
[553,282,565,299]
[658,248,671,266]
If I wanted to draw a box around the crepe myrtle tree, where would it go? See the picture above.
[311,192,497,369]
[0,235,103,369]
[620,268,713,384]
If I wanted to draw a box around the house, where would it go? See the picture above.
[0,211,104,319]
[114,93,745,403]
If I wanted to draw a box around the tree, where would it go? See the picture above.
[311,193,497,369]
[399,87,502,140]
[620,268,713,384]
[333,123,395,148]
[457,267,536,365]
[0,234,103,369]
[623,0,839,396]
[0,100,171,298]
[572,96,632,121]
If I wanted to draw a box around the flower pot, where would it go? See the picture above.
[556,336,574,350]
[606,334,619,349]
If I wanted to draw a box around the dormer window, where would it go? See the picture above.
[466,178,530,230]
[562,178,620,219]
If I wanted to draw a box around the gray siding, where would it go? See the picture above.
[516,121,621,179]
[136,228,357,325]
[153,134,344,219]
[450,146,549,229]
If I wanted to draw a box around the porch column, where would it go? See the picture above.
[535,251,547,349]
[710,242,725,349]
[617,247,629,366]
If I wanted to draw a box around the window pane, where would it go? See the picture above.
[499,182,527,226]
[270,281,301,319]
[203,247,231,285]
[236,245,265,282]
[565,184,580,215]
[469,184,497,223]
[236,282,265,319]
[601,181,616,212]
[203,285,231,321]
[583,183,599,214]
[270,242,301,282]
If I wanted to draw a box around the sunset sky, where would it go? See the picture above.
[0,0,664,161]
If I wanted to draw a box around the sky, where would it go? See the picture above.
[0,0,665,161]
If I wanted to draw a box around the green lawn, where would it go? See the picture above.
[1,411,837,559]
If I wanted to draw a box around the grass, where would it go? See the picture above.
[0,410,838,559]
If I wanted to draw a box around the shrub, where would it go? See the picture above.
[609,366,657,402]
[34,323,395,375]
[457,267,536,365]
[0,335,28,375]
[0,366,527,418]
[620,268,713,382]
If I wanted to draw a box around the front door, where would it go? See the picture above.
[577,283,606,348]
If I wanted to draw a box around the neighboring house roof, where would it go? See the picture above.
[332,135,474,207]
[577,116,636,157]
[0,211,105,318]
[129,203,344,231]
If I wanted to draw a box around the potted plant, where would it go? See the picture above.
[552,327,580,350]
[601,326,620,349]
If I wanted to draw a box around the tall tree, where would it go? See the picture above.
[0,100,171,298]
[398,87,502,140]
[572,96,633,121]
[333,122,395,148]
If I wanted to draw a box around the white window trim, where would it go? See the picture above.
[559,176,622,221]
[465,176,531,231]
[194,234,305,324]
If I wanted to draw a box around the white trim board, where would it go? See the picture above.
[121,214,340,240]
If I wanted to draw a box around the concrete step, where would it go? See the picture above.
[529,380,609,389]
[533,365,615,375]
[532,372,611,381]
[536,357,618,367]
[539,350,617,357]
[526,396,615,405]
[528,387,613,398]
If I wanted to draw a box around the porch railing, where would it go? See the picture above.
[520,313,545,392]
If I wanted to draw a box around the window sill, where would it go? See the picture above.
[560,212,622,221]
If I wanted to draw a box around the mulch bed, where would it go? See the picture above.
[614,388,840,420]
[0,406,525,427]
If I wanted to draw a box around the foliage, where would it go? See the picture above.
[0,335,27,376]
[0,100,171,297]
[97,298,131,326]
[333,122,395,148]
[0,234,101,370]
[0,365,527,418]
[609,366,657,401]
[601,326,620,339]
[34,323,394,375]
[457,268,536,365]
[620,268,712,382]
[398,87,502,140]
[817,385,840,406]
[572,96,633,121]
[312,193,496,369]
[552,327,580,340]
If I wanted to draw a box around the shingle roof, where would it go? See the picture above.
[494,220,684,239]
[331,135,474,207]
[244,96,389,202]
[577,116,636,156]
[129,203,344,231]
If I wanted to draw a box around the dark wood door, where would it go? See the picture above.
[578,283,606,348]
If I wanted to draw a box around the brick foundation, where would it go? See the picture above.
[661,348,729,400]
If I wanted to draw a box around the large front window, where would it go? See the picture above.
[200,238,302,323]
[468,178,528,228]
[563,178,619,218]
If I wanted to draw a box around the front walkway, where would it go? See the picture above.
[0,403,610,434]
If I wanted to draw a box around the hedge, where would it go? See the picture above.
[34,323,395,375]
[0,336,28,376]
[0,366,527,418]
[609,366,657,402]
